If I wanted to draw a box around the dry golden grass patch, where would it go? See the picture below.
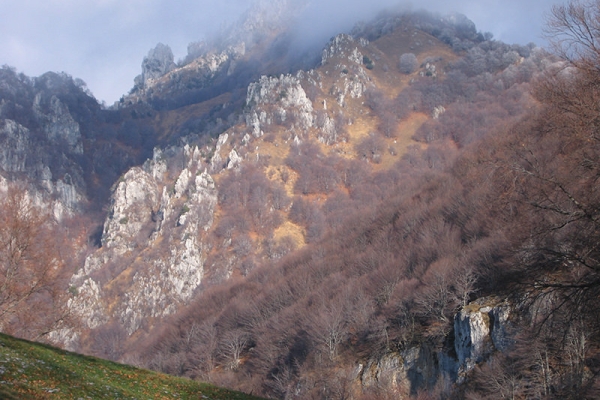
[363,25,460,98]
[377,112,428,168]
[264,164,298,197]
[254,135,290,166]
[370,73,410,99]
[273,220,306,248]
[106,265,136,293]
[349,112,426,171]
[104,262,151,315]
[338,115,379,156]
[396,112,428,149]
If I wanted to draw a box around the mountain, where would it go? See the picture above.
[1,1,599,399]
[62,7,534,352]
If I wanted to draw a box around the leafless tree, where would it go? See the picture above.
[545,0,600,73]
[0,185,73,340]
[308,294,350,361]
[399,53,418,74]
[453,263,479,307]
[188,318,219,378]
[219,329,251,369]
[414,258,464,338]
[466,356,523,400]
[90,321,128,361]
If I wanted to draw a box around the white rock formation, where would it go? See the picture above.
[137,43,176,89]
[101,167,160,253]
[321,34,364,66]
[227,149,242,169]
[454,299,511,380]
[246,73,315,134]
[69,145,219,336]
[359,345,438,394]
[357,298,512,393]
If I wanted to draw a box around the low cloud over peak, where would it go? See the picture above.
[0,0,551,104]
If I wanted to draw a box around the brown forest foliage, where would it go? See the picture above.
[125,2,600,398]
[0,184,79,341]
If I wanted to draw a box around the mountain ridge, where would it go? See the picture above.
[2,2,598,399]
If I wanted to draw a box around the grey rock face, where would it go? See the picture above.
[246,73,314,135]
[69,144,218,336]
[360,346,439,395]
[138,43,176,89]
[33,94,83,154]
[453,299,512,380]
[101,167,160,252]
[357,298,512,393]
[321,34,364,66]
[0,119,31,173]
[0,119,83,218]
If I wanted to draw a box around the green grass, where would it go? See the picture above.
[0,332,264,399]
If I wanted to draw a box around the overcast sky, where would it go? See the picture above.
[0,0,558,105]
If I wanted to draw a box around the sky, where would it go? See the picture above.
[0,0,557,105]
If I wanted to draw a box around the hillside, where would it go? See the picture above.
[1,1,600,399]
[65,9,537,349]
[0,332,265,399]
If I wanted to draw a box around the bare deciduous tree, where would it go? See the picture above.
[188,318,219,378]
[399,53,418,74]
[0,185,73,340]
[356,133,385,164]
[219,329,251,369]
[308,293,350,361]
[545,0,600,73]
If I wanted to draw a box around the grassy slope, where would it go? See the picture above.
[0,333,264,400]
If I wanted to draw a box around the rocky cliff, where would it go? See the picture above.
[135,43,177,92]
[356,297,512,395]
[62,28,381,348]
[123,0,312,111]
[68,146,218,340]
[0,70,88,218]
[60,0,541,352]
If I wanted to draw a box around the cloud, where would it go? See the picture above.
[0,0,554,104]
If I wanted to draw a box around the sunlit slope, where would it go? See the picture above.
[0,332,265,400]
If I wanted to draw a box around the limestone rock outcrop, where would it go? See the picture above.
[357,297,512,394]
[0,88,86,217]
[359,345,440,395]
[33,93,83,154]
[0,119,31,173]
[136,43,176,90]
[321,34,368,66]
[246,72,315,136]
[454,298,512,380]
[69,145,218,337]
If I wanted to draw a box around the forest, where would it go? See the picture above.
[134,2,600,399]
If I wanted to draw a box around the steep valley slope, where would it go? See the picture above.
[64,9,535,357]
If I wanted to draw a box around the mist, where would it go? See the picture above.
[0,0,555,105]
[292,0,550,49]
